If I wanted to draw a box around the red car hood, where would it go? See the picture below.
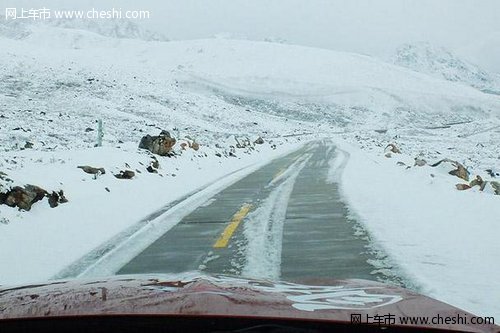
[0,273,497,332]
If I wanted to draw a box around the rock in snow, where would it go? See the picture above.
[2,185,47,211]
[0,185,67,211]
[114,170,136,180]
[254,137,265,145]
[77,165,106,175]
[139,131,176,156]
[431,158,470,181]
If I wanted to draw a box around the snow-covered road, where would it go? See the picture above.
[60,141,399,287]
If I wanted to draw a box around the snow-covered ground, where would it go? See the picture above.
[0,141,305,284]
[1,20,499,320]
[331,140,500,320]
[392,42,500,95]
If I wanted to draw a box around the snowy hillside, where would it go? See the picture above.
[1,25,499,173]
[393,42,500,95]
[1,21,500,321]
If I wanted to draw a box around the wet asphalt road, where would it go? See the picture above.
[117,140,382,282]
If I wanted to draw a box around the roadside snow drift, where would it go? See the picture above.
[334,141,500,320]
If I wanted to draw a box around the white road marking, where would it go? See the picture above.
[75,149,305,278]
[241,154,311,280]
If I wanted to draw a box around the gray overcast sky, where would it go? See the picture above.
[7,0,500,71]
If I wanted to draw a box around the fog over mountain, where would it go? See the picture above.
[393,42,500,94]
[9,0,499,72]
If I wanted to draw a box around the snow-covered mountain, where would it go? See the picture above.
[47,18,168,42]
[1,24,499,155]
[393,42,500,95]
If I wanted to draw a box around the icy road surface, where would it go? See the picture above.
[59,141,400,285]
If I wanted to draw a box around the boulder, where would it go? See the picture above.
[191,141,200,151]
[384,143,401,154]
[179,138,200,151]
[77,165,106,175]
[58,190,68,204]
[4,185,47,211]
[254,137,265,145]
[455,184,471,191]
[449,166,470,181]
[1,181,69,210]
[139,131,176,156]
[115,170,135,179]
[48,191,59,208]
[48,190,68,208]
[430,158,470,181]
[469,175,487,191]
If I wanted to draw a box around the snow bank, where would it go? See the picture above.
[0,141,303,285]
[333,139,500,319]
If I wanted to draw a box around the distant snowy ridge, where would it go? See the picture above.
[0,15,168,42]
[1,25,499,154]
[393,42,500,95]
[47,17,168,42]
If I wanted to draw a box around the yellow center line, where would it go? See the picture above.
[213,203,253,248]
